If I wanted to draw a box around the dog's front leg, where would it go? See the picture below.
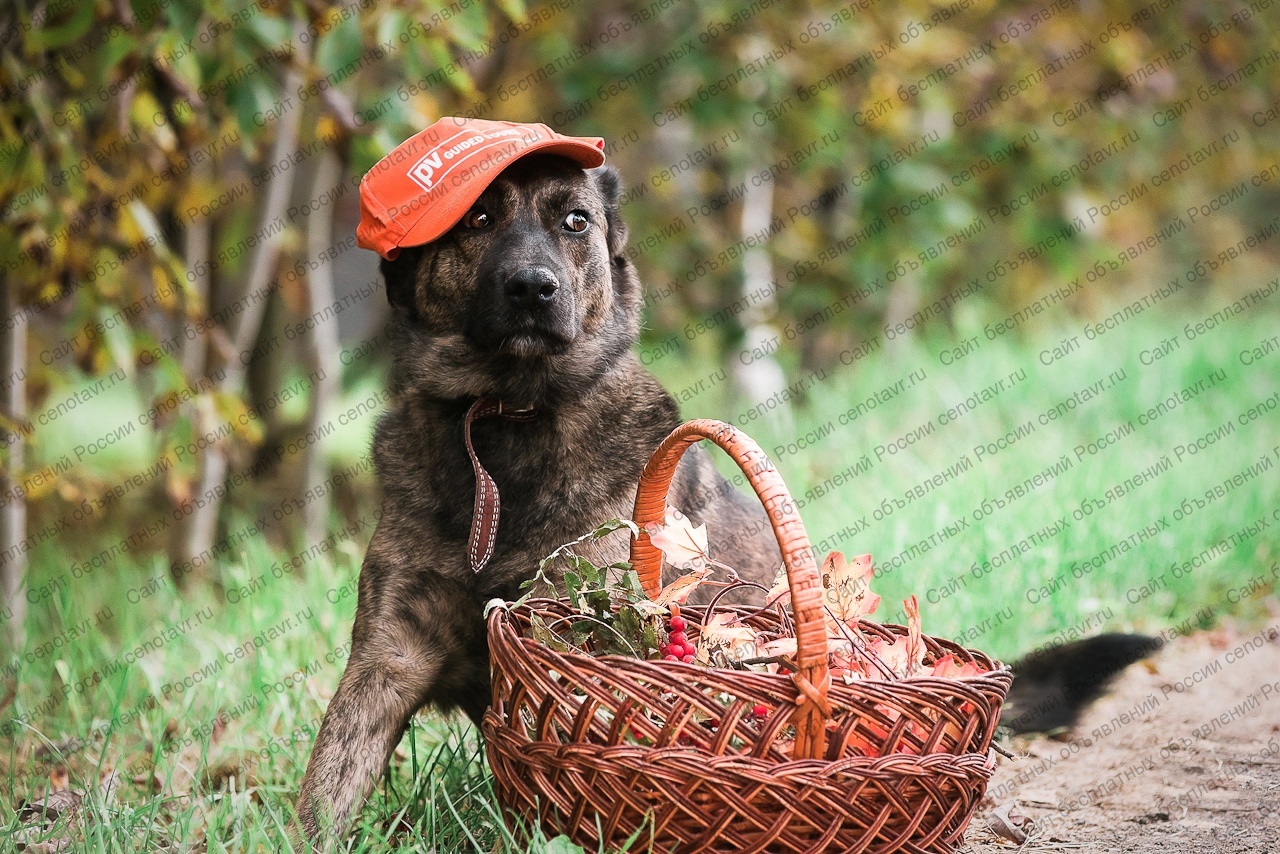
[295,572,453,843]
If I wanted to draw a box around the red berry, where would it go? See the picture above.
[668,631,688,647]
[682,643,698,658]
[681,654,695,663]
[664,654,680,661]
[668,616,687,632]
[752,704,769,718]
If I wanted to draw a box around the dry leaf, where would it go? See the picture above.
[17,788,82,823]
[866,635,913,679]
[830,641,877,682]
[765,563,790,606]
[821,552,880,630]
[652,564,712,607]
[646,507,708,569]
[698,612,758,661]
[987,801,1032,844]
[760,636,798,670]
[930,654,986,678]
[903,595,926,675]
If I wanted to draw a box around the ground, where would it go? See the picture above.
[964,613,1280,854]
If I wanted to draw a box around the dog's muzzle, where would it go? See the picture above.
[504,267,560,310]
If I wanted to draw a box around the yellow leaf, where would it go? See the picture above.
[132,92,176,153]
[22,465,61,500]
[316,115,339,145]
[152,264,178,310]
[212,392,264,446]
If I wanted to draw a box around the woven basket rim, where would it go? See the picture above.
[490,601,1013,684]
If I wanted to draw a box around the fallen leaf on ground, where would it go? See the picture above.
[987,801,1032,844]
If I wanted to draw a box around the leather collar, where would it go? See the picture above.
[463,397,537,573]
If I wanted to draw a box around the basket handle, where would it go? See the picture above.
[628,419,831,760]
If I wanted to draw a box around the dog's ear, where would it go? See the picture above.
[379,246,424,319]
[593,166,628,259]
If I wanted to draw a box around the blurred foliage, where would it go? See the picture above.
[0,0,1277,544]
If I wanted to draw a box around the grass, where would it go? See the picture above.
[2,308,1277,852]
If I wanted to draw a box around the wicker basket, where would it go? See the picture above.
[484,420,1011,853]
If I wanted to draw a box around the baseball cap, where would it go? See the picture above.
[356,117,606,259]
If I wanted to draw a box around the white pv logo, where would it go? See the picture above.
[408,151,443,191]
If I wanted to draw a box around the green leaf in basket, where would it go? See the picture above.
[528,613,571,653]
[584,587,611,620]
[628,597,667,619]
[566,554,602,587]
[543,837,586,854]
[570,620,596,648]
[563,569,582,610]
[613,606,641,655]
[591,518,640,539]
[640,617,661,658]
[616,567,644,602]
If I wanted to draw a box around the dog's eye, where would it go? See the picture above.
[462,208,490,229]
[563,210,590,233]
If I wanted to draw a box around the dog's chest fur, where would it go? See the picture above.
[368,362,681,597]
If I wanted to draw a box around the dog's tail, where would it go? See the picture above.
[999,632,1164,734]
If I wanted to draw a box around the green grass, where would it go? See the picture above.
[2,309,1278,852]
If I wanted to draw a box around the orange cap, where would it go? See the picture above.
[356,117,606,259]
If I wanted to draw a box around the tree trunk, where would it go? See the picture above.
[166,160,215,580]
[0,278,28,649]
[301,148,343,548]
[731,136,791,433]
[168,38,306,586]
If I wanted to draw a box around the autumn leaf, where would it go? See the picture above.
[765,563,790,606]
[651,564,712,607]
[698,612,758,662]
[760,636,797,671]
[821,552,880,629]
[646,507,708,569]
[930,654,986,678]
[770,552,881,623]
[831,642,874,683]
[865,635,913,679]
[903,595,926,676]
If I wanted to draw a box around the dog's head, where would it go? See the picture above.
[380,155,641,405]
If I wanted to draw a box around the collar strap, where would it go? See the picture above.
[464,397,537,573]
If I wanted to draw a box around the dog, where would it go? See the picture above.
[295,149,783,840]
[295,122,1155,841]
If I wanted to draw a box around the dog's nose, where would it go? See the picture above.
[504,268,559,309]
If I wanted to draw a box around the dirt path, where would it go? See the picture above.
[963,620,1280,853]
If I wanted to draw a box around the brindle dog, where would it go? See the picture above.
[295,154,1156,842]
[295,155,781,840]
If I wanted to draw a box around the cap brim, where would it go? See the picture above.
[396,137,606,250]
